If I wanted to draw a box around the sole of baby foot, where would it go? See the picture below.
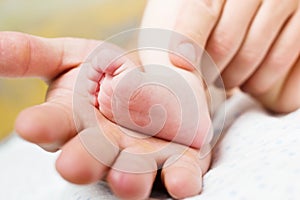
[97,64,212,149]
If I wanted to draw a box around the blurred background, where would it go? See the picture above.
[0,0,146,140]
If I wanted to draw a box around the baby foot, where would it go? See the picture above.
[71,43,213,199]
[93,50,212,148]
[9,32,212,199]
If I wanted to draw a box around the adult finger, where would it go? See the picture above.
[107,147,157,200]
[206,0,261,75]
[0,31,99,79]
[169,0,225,70]
[56,132,115,184]
[221,0,298,89]
[242,6,300,96]
[140,0,224,71]
[15,97,76,152]
[162,151,211,199]
[14,66,80,151]
[253,56,300,113]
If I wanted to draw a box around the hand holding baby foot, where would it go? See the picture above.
[142,0,300,113]
[0,31,100,152]
[0,31,212,199]
[74,40,213,198]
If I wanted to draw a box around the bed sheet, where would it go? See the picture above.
[1,92,299,200]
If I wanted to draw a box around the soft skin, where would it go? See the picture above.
[0,32,211,199]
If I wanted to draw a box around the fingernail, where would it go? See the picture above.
[175,42,197,64]
[39,142,61,152]
[214,77,224,88]
[199,144,212,159]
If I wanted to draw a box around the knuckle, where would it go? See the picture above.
[199,0,224,19]
[183,30,206,46]
[237,48,259,66]
[285,0,298,13]
[190,0,223,20]
[269,55,294,71]
[243,81,269,96]
[0,32,31,73]
[268,0,298,15]
[208,31,235,58]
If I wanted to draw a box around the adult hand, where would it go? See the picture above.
[142,0,300,112]
[0,32,211,199]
